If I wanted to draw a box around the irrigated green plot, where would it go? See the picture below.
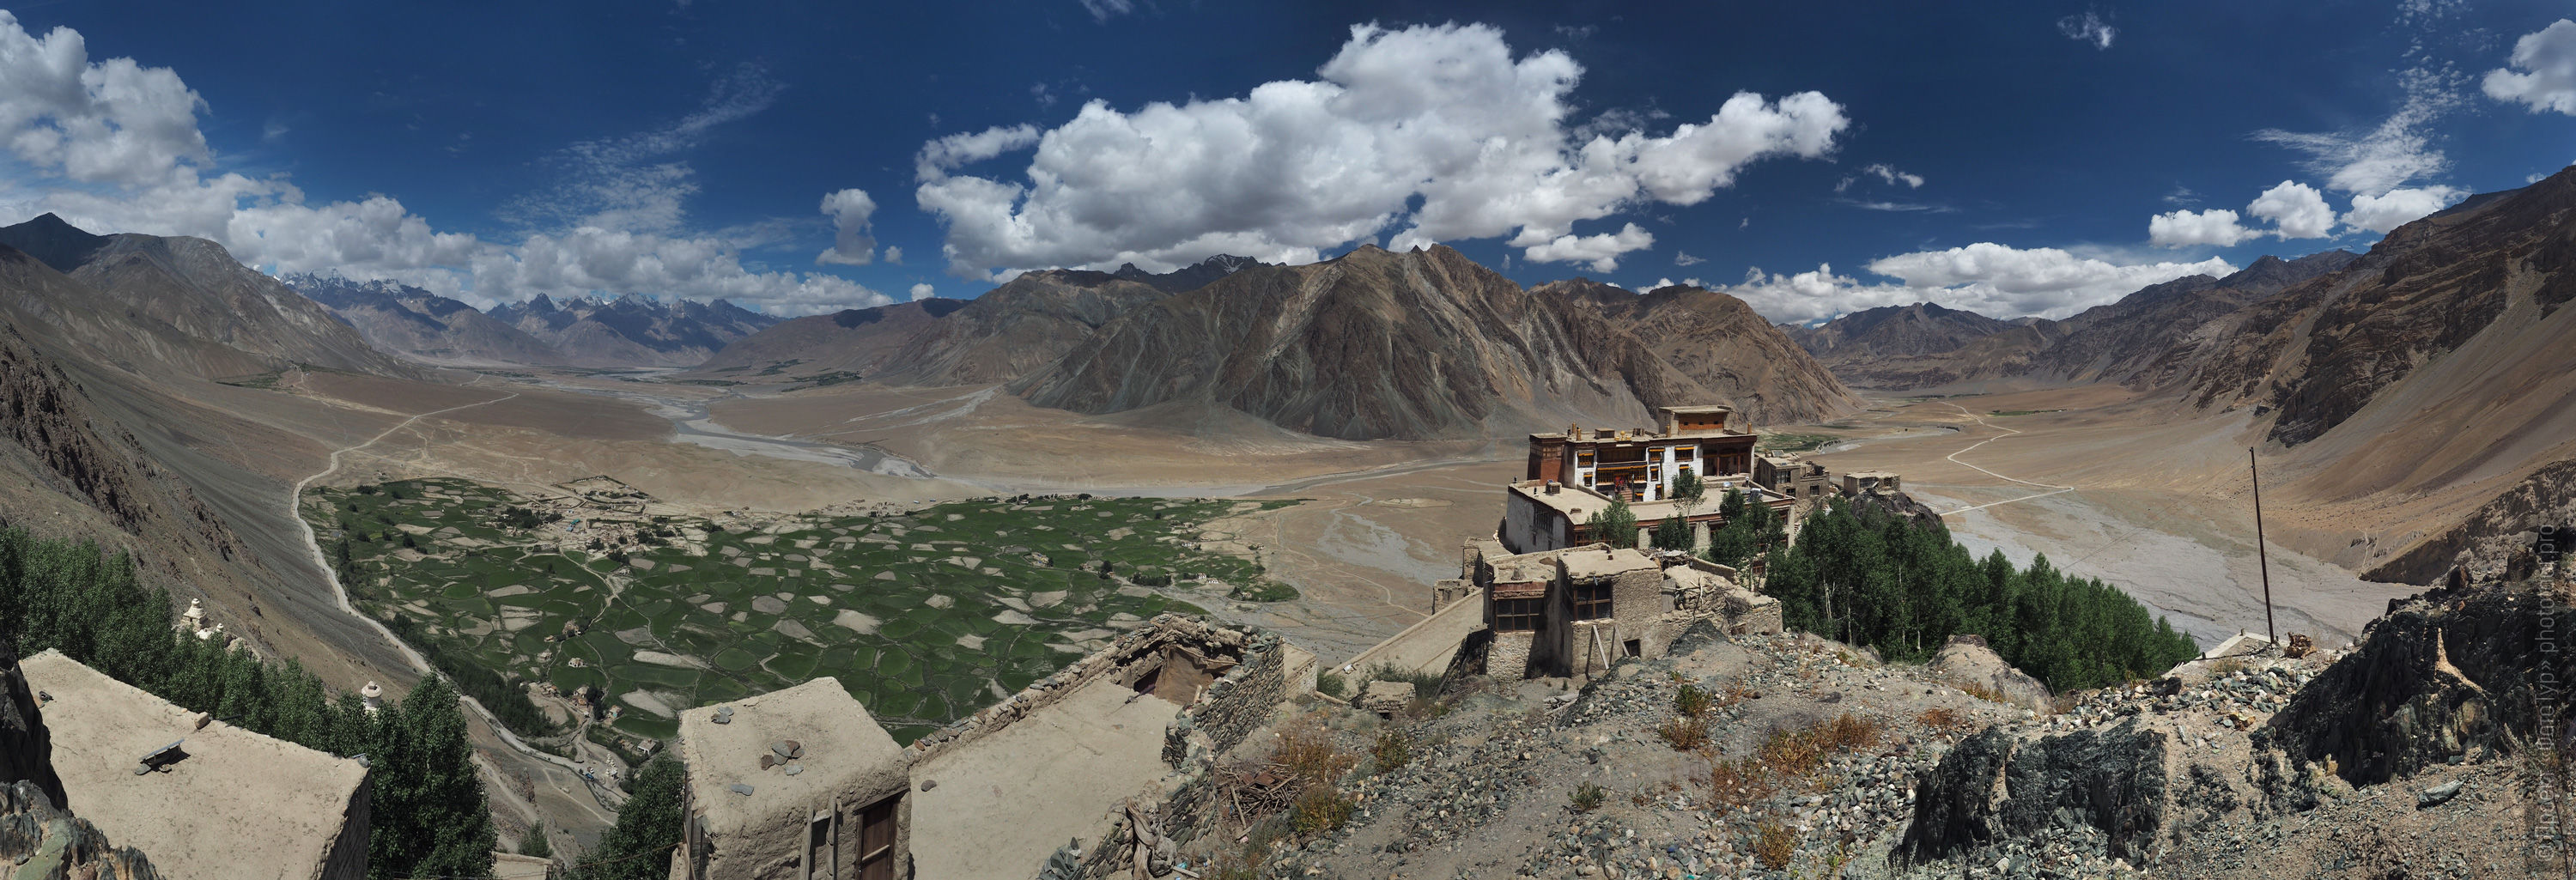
[304,479,1292,745]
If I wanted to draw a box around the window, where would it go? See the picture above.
[1572,581,1613,620]
[1495,598,1542,632]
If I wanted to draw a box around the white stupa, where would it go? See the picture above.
[361,681,385,715]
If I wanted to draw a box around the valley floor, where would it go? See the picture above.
[1793,389,2424,648]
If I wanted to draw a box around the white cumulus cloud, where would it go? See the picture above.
[2148,208,2256,247]
[816,187,877,265]
[909,282,936,300]
[1520,222,1652,273]
[2483,19,2576,115]
[0,16,887,316]
[0,10,208,186]
[2246,180,2336,239]
[1722,243,2233,325]
[2341,185,2464,234]
[914,22,1846,279]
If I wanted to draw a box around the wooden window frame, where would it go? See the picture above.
[1571,581,1613,621]
[1494,598,1542,632]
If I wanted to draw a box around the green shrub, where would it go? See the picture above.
[1570,781,1607,812]
[1291,786,1355,834]
[1370,730,1411,774]
[1675,683,1713,719]
[1315,671,1347,699]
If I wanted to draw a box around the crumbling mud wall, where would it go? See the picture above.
[1160,628,1281,768]
[908,615,1261,766]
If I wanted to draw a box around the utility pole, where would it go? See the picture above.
[2250,447,2276,646]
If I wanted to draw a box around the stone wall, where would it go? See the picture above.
[1486,631,1534,679]
[1161,628,1282,768]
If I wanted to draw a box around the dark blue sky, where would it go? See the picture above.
[2,1,2569,320]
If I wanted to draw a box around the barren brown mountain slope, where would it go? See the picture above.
[2166,166,2576,581]
[1017,245,1858,440]
[0,215,410,380]
[1545,278,1861,426]
[691,298,966,378]
[0,218,409,382]
[884,271,1170,385]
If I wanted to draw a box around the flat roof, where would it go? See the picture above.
[1658,404,1735,414]
[1558,547,1659,580]
[677,677,906,832]
[19,649,368,878]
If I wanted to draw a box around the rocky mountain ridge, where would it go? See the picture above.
[487,292,780,367]
[285,274,567,366]
[0,215,413,381]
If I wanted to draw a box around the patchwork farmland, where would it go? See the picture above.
[303,477,1291,743]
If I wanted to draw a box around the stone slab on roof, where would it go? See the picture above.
[677,677,905,834]
[19,649,368,880]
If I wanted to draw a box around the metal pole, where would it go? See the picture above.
[2251,448,2276,646]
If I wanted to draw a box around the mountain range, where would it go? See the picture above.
[706,249,1862,440]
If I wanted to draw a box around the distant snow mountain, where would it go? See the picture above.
[481,293,781,368]
[285,274,565,366]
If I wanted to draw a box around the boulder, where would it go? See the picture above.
[0,644,67,806]
[1928,635,2053,710]
[1893,718,2179,867]
[2265,578,2576,786]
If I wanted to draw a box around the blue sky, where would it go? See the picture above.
[1,1,2570,322]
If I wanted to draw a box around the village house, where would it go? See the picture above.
[1504,404,1796,555]
[1461,539,1781,678]
[676,677,912,880]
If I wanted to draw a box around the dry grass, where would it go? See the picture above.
[1656,716,1710,751]
[1917,706,1978,738]
[1957,681,2010,704]
[1291,786,1354,834]
[1753,816,1799,870]
[1756,713,1882,780]
[1370,730,1412,774]
[1273,719,1358,787]
[1570,781,1607,813]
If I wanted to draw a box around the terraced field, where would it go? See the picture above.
[304,478,1291,743]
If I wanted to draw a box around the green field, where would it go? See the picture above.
[1757,432,1838,453]
[304,479,1294,743]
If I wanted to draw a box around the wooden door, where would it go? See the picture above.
[856,795,899,880]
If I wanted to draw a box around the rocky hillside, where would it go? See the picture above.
[0,215,412,380]
[1218,569,2564,880]
[883,271,1170,385]
[487,293,779,367]
[286,275,564,366]
[2183,168,2576,446]
[1109,253,1269,293]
